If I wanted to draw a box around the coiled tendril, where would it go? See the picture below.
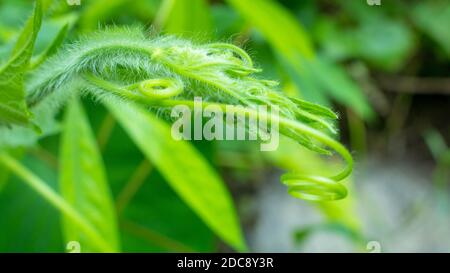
[137,78,184,99]
[26,27,353,201]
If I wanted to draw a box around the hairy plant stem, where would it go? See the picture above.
[83,74,351,200]
[160,100,353,196]
[24,28,354,201]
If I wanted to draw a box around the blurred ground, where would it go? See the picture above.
[248,156,450,252]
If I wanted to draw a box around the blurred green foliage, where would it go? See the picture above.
[0,0,448,253]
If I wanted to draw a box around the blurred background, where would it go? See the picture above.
[0,0,449,252]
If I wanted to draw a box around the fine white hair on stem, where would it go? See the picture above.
[24,26,353,201]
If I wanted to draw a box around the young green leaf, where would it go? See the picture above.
[60,98,120,252]
[0,152,114,252]
[156,0,213,36]
[0,0,42,126]
[290,97,338,120]
[107,100,247,252]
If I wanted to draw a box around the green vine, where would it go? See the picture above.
[26,27,353,201]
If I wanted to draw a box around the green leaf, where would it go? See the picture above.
[79,0,130,31]
[227,0,314,59]
[0,149,24,192]
[30,23,69,69]
[310,57,374,120]
[412,0,450,57]
[60,98,120,252]
[316,18,414,71]
[290,97,338,120]
[0,155,64,252]
[156,0,213,36]
[85,104,216,252]
[0,0,42,126]
[119,171,217,252]
[107,101,246,252]
[424,130,449,161]
[0,164,9,192]
[0,151,114,252]
[79,0,160,31]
